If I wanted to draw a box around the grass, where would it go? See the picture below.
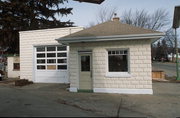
[78,89,93,93]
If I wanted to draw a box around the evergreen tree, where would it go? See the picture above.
[0,0,73,54]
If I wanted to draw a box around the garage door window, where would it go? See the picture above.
[47,59,56,63]
[57,53,67,57]
[57,46,66,51]
[37,59,45,64]
[58,65,67,69]
[47,65,56,70]
[37,47,45,52]
[36,46,67,70]
[37,65,46,70]
[47,47,56,51]
[37,53,45,58]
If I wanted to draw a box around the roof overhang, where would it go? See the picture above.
[173,6,180,28]
[56,33,165,45]
[73,0,105,4]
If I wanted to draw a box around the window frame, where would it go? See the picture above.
[35,45,68,71]
[106,48,131,78]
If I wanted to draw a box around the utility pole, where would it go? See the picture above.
[175,28,180,80]
[172,6,180,80]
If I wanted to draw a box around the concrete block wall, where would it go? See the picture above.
[7,56,20,78]
[20,27,83,81]
[69,39,152,92]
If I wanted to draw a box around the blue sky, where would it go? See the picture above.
[61,0,180,29]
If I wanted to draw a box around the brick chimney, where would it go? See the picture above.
[112,13,120,22]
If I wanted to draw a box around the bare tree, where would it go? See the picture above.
[165,29,175,47]
[121,9,171,61]
[121,9,170,31]
[148,9,170,30]
[121,9,149,28]
[163,28,176,61]
[88,7,117,27]
[90,8,169,31]
[96,7,117,24]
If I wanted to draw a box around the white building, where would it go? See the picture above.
[19,27,83,83]
[20,18,164,94]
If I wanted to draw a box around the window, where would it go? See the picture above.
[47,47,56,51]
[108,50,128,72]
[58,59,67,63]
[37,59,45,64]
[47,59,56,63]
[37,53,45,58]
[13,63,20,70]
[81,56,90,71]
[36,46,68,70]
[57,53,67,57]
[37,65,46,70]
[57,65,67,70]
[37,47,45,52]
[47,65,56,70]
[57,46,67,51]
[47,53,56,57]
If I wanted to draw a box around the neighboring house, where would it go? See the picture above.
[7,56,20,78]
[19,27,83,83]
[56,17,164,94]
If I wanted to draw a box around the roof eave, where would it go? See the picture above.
[56,33,165,45]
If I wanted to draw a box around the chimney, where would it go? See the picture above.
[112,13,120,22]
[113,17,120,22]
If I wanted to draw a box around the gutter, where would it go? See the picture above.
[55,33,165,44]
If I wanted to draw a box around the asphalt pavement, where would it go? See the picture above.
[1,82,180,117]
[0,84,102,117]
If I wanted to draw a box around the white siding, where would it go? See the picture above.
[69,39,153,93]
[7,56,20,78]
[20,27,83,81]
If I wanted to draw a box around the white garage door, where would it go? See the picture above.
[34,45,69,83]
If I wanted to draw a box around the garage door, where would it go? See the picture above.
[34,45,69,83]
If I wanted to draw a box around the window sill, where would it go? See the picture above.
[13,69,20,71]
[105,72,131,78]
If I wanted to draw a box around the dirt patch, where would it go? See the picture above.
[15,79,33,86]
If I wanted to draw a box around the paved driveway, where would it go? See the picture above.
[0,82,180,118]
[0,83,102,117]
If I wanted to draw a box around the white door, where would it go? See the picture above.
[79,53,92,90]
[34,45,69,83]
